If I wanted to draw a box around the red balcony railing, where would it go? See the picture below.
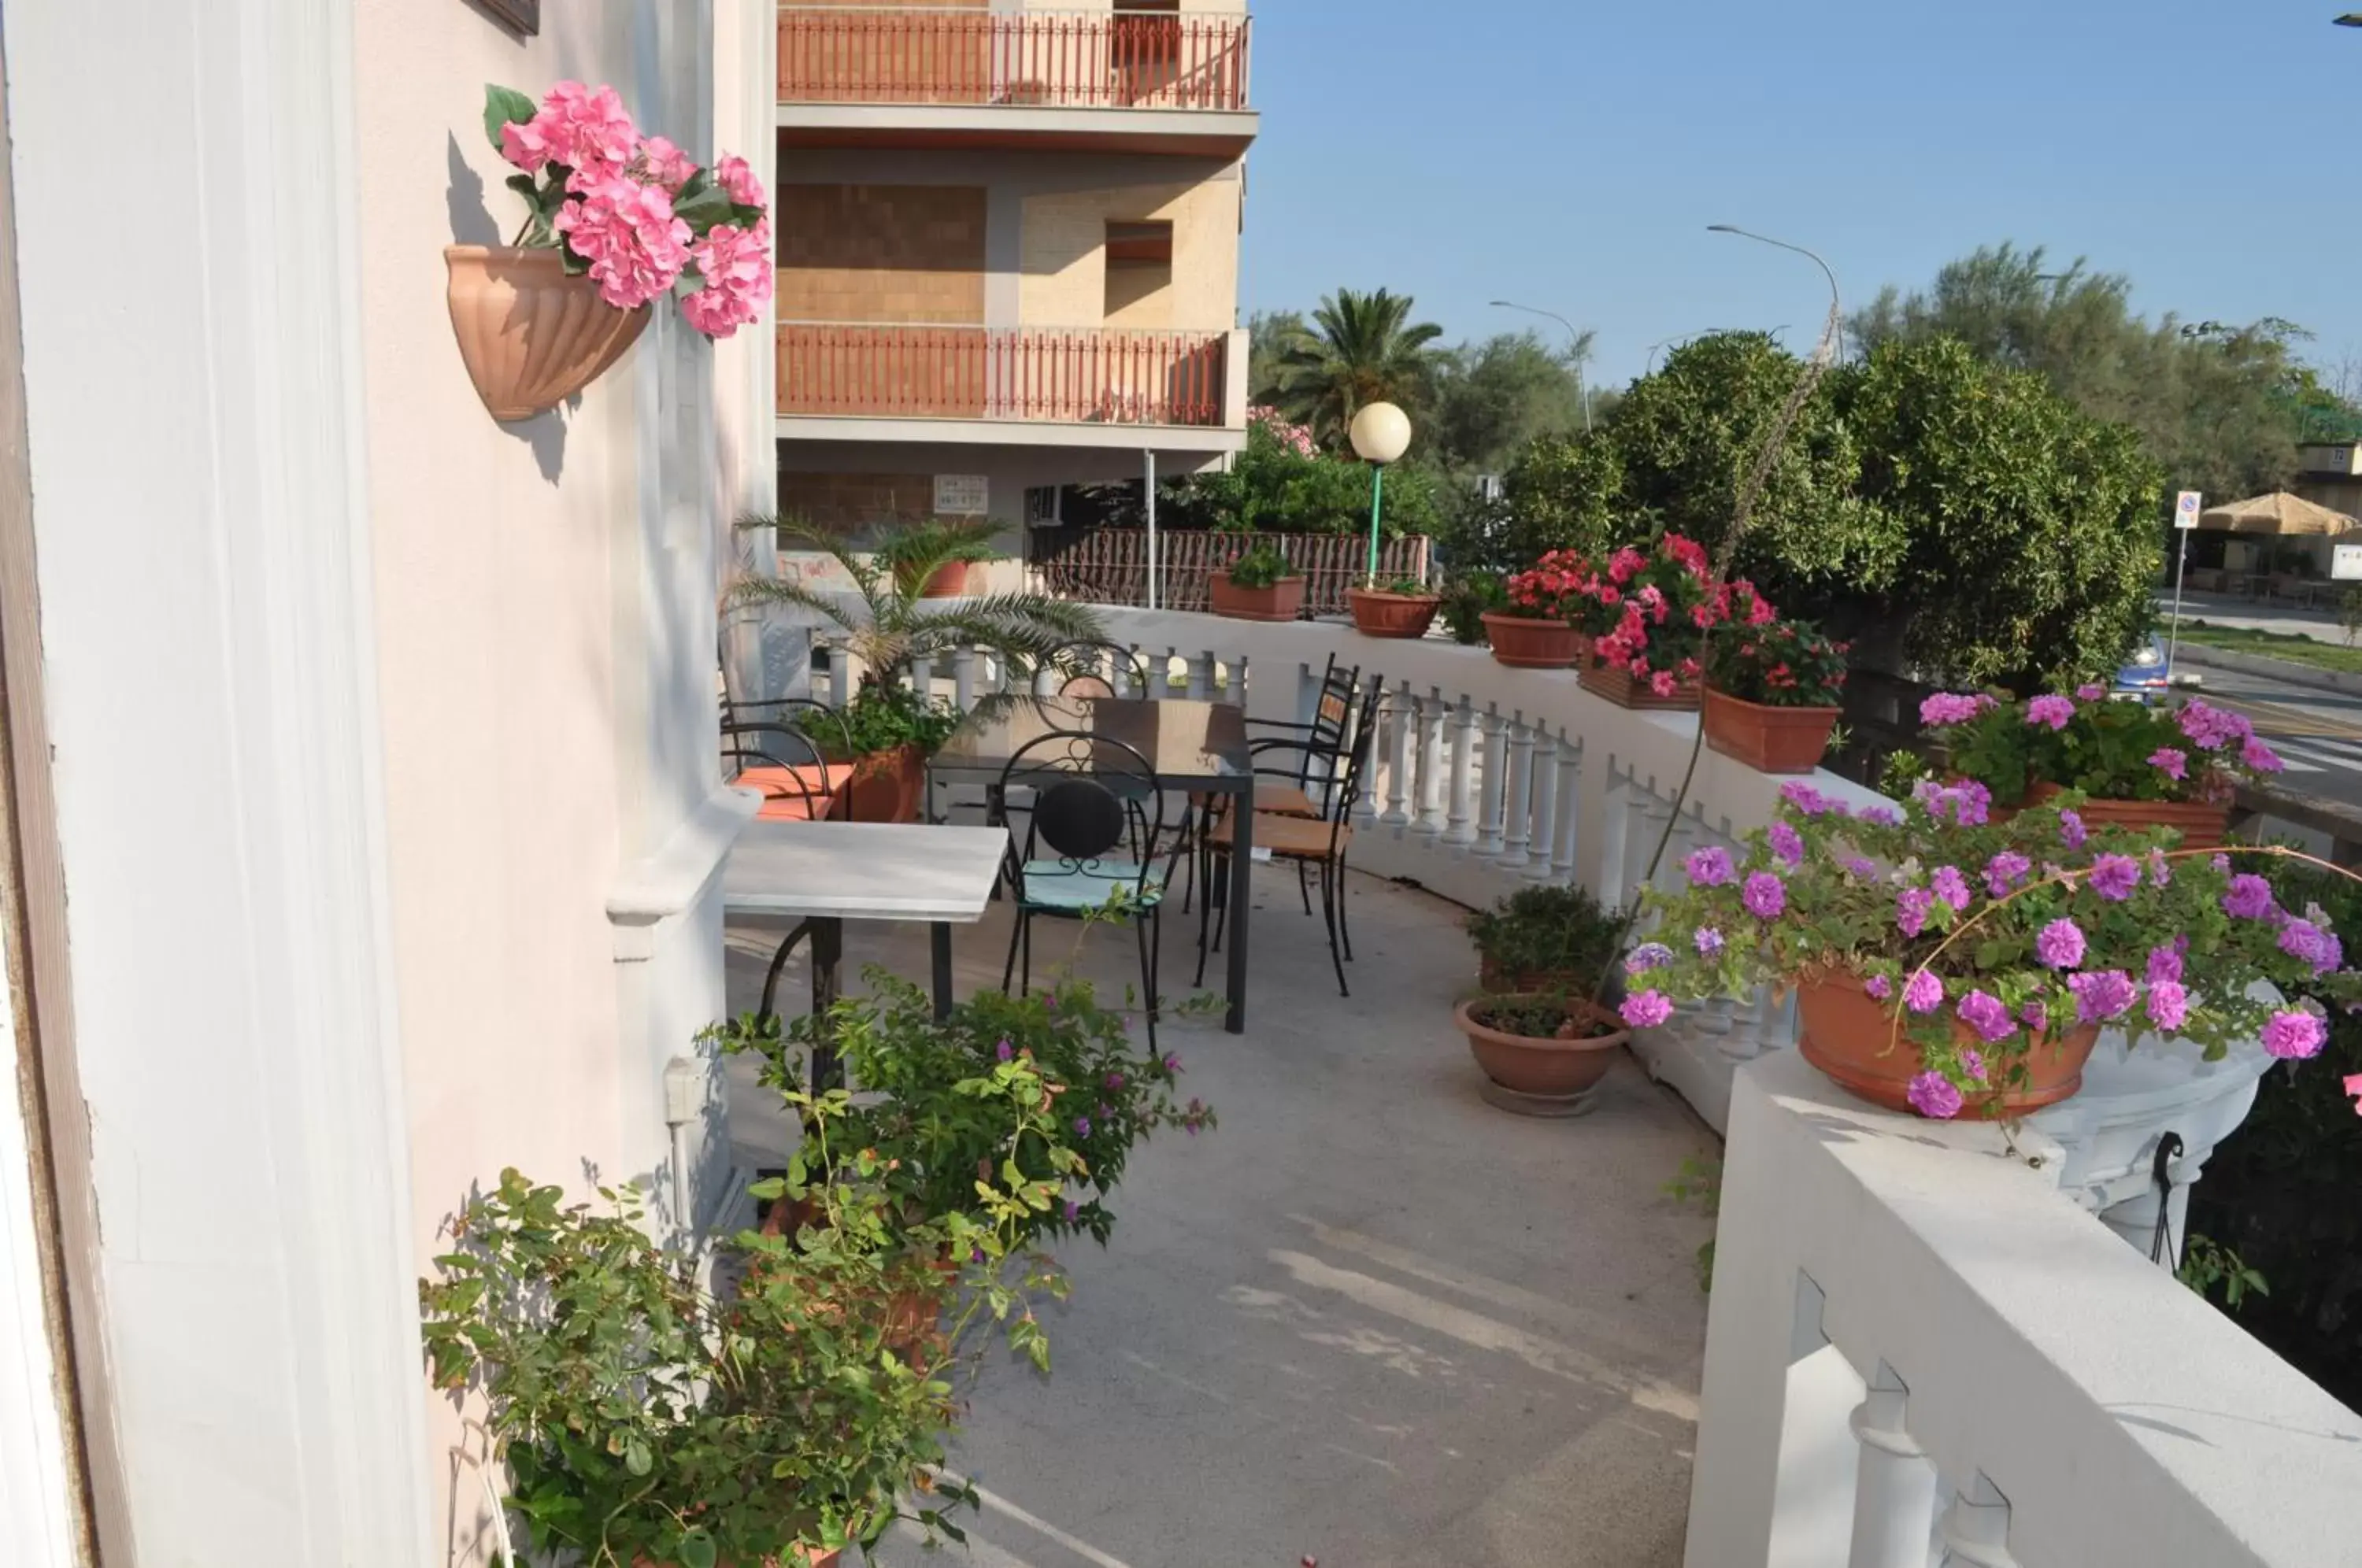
[777,7,1250,111]
[777,324,1230,427]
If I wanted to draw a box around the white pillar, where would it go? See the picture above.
[1475,704,1507,856]
[1847,1365,1940,1568]
[1444,696,1477,848]
[1938,1474,2019,1568]
[1383,680,1413,827]
[1144,449,1160,610]
[1549,730,1580,880]
[1415,688,1446,837]
[1524,728,1562,883]
[1500,716,1535,867]
[953,645,978,713]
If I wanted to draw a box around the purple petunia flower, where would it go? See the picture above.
[1930,865,1971,912]
[1896,886,1936,938]
[2068,969,2137,1023]
[1621,989,1675,1030]
[1064,1199,1081,1223]
[2146,980,2189,1032]
[1956,989,2014,1042]
[2147,849,2171,887]
[2149,747,2188,782]
[1685,845,1734,887]
[2223,875,2277,921]
[1779,781,1836,816]
[2022,1000,2050,1034]
[1855,804,1903,827]
[2262,1009,2327,1060]
[2147,945,2183,986]
[1984,852,2031,898]
[1742,872,1787,919]
[996,1037,1014,1062]
[2059,810,2086,850]
[2036,918,2086,970]
[2027,694,2076,731]
[1075,1116,1092,1138]
[2089,854,2142,902]
[1845,855,1881,879]
[1907,1071,1964,1120]
[1914,778,1992,827]
[1105,1071,1126,1090]
[2243,737,2285,775]
[1864,974,1893,1001]
[1694,926,1726,956]
[1626,942,1675,974]
[2279,919,2345,977]
[1163,1052,1183,1074]
[2212,852,2232,873]
[1960,1048,1989,1083]
[1768,821,1805,867]
[1904,969,1946,1015]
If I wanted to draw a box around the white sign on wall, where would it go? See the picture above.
[934,474,989,516]
[2175,490,2204,530]
[2334,543,2362,582]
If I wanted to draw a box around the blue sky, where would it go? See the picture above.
[1240,0,2362,390]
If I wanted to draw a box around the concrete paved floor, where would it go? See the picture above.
[725,869,1715,1568]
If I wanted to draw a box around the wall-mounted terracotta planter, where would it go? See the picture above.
[1579,663,1700,712]
[1346,588,1442,640]
[445,245,650,421]
[1209,574,1305,622]
[1796,971,2101,1117]
[2022,783,2230,849]
[1701,688,1841,775]
[1479,614,1587,669]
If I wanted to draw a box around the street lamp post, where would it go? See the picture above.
[1349,401,1414,586]
[1705,224,1844,364]
[1488,299,1593,431]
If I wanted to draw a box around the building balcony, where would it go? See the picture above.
[776,5,1258,157]
[774,322,1247,451]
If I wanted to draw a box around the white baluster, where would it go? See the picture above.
[1938,1475,2018,1568]
[1353,683,1383,823]
[1233,655,1251,708]
[1847,1366,1940,1568]
[828,644,852,707]
[1383,680,1413,827]
[1415,689,1446,837]
[1549,731,1580,879]
[1475,704,1507,856]
[1524,728,1561,882]
[911,654,935,703]
[1444,697,1477,847]
[1500,716,1535,867]
[952,646,977,713]
[1190,650,1215,701]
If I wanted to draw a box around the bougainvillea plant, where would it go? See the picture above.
[1497,549,1593,621]
[484,82,772,338]
[1920,689,2284,806]
[1576,534,1720,696]
[1704,586,1849,708]
[1620,779,2361,1119]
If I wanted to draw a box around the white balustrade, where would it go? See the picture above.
[1523,727,1562,883]
[1500,715,1535,869]
[1382,679,1413,827]
[1445,697,1477,849]
[1414,689,1446,838]
[1475,705,1507,856]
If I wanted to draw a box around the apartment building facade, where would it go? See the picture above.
[771,0,1257,544]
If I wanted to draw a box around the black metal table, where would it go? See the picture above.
[929,694,1257,1033]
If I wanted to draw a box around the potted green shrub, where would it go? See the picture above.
[1346,574,1443,639]
[1465,882,1627,994]
[801,684,959,823]
[1701,593,1851,774]
[1440,572,1505,646]
[1453,993,1632,1114]
[1480,549,1590,668]
[1626,778,2361,1119]
[875,516,1001,599]
[1919,690,2284,849]
[1208,539,1305,621]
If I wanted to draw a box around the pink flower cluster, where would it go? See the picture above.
[1919,692,1996,727]
[679,221,776,337]
[1248,405,1319,457]
[553,175,693,312]
[501,80,638,176]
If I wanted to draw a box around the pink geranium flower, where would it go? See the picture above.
[714,153,768,209]
[680,220,775,338]
[502,80,638,176]
[2025,694,2075,731]
[633,135,699,193]
[2149,747,2186,781]
[554,174,693,309]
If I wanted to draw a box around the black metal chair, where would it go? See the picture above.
[1197,676,1379,997]
[1042,639,1157,701]
[720,697,866,819]
[994,729,1172,1048]
[720,721,846,823]
[1242,652,1361,819]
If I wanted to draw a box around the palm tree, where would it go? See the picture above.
[729,516,1106,692]
[1272,288,1445,447]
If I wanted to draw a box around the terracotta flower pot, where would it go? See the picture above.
[444,245,650,421]
[898,561,969,598]
[1479,613,1588,669]
[1209,574,1305,622]
[2022,783,2230,850]
[1453,996,1630,1100]
[1702,688,1842,775]
[1579,663,1701,712]
[842,745,927,824]
[1796,971,2102,1116]
[1347,588,1442,640]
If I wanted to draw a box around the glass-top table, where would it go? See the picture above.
[930,696,1258,1032]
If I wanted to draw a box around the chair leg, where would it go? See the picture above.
[1297,858,1312,916]
[1336,854,1356,962]
[1320,862,1349,997]
[1194,853,1217,988]
[1001,906,1024,995]
[1020,911,1033,997]
[1135,908,1159,1054]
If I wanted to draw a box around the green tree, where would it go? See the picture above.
[1271,288,1444,446]
[1246,309,1306,409]
[1427,330,1591,476]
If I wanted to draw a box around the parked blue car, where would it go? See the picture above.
[2113,634,2175,701]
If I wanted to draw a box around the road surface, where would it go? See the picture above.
[2180,659,2362,813]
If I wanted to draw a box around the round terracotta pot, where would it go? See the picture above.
[1347,588,1442,639]
[1702,688,1842,775]
[1453,996,1631,1099]
[1479,613,1588,669]
[444,245,650,421]
[1796,971,2101,1116]
[842,745,926,824]
[2023,783,2230,850]
[1578,662,1701,712]
[1209,574,1306,622]
[897,560,968,598]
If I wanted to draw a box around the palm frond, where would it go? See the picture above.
[727,575,861,638]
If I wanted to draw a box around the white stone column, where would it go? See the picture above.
[1475,704,1507,856]
[1445,696,1478,848]
[1938,1474,2019,1567]
[1524,729,1562,883]
[1416,688,1447,838]
[1383,680,1413,827]
[1549,731,1581,881]
[1847,1365,1940,1568]
[1499,715,1535,867]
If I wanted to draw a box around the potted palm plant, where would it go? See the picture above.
[1701,595,1850,774]
[1208,539,1305,621]
[875,517,1002,599]
[731,518,1106,822]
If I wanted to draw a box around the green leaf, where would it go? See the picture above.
[483,84,539,152]
[677,1532,718,1568]
[671,183,735,233]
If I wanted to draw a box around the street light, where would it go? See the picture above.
[1488,298,1594,431]
[1349,401,1413,587]
[1705,224,1844,364]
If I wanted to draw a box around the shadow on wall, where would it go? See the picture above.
[446,131,568,485]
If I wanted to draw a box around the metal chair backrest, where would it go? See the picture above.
[1042,639,1155,701]
[994,729,1166,907]
[1316,678,1384,851]
[720,721,835,820]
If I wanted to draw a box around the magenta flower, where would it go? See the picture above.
[2076,683,2106,701]
[1929,865,1971,912]
[2279,919,2345,976]
[1983,852,2031,897]
[1904,969,1945,1015]
[2262,1009,2327,1060]
[2058,810,2086,850]
[995,1037,1014,1062]
[1864,974,1893,1001]
[713,152,768,208]
[1914,778,1992,827]
[500,80,639,176]
[1896,886,1935,937]
[2036,918,2086,969]
[2022,1000,2050,1034]
[2223,875,2276,920]
[1767,821,1805,867]
[2149,747,2188,782]
[2068,969,2136,1023]
[2145,979,2189,1032]
[1626,942,1675,974]
[2147,946,2183,986]
[1844,856,1880,879]
[1105,1071,1126,1091]
[2212,852,2232,873]
[1163,1052,1181,1073]
[2026,694,2076,730]
[1957,989,2014,1042]
[2147,849,2172,887]
[554,173,694,309]
[1694,926,1726,956]
[1907,1071,1965,1120]
[1621,989,1676,1030]
[2243,737,2285,775]
[680,220,776,339]
[1856,803,1902,827]
[1779,781,1836,815]
[1075,1116,1093,1138]
[1960,1048,1989,1083]
[1919,693,1987,727]
[2179,701,2253,751]
[2089,854,2142,902]
[1064,1199,1081,1224]
[1684,846,1734,887]
[1742,872,1787,920]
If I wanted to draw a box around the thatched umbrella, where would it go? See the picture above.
[2197,491,2361,535]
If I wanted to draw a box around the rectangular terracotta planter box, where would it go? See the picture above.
[1209,573,1306,622]
[1701,688,1841,774]
[1578,663,1699,711]
[2023,782,2231,849]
